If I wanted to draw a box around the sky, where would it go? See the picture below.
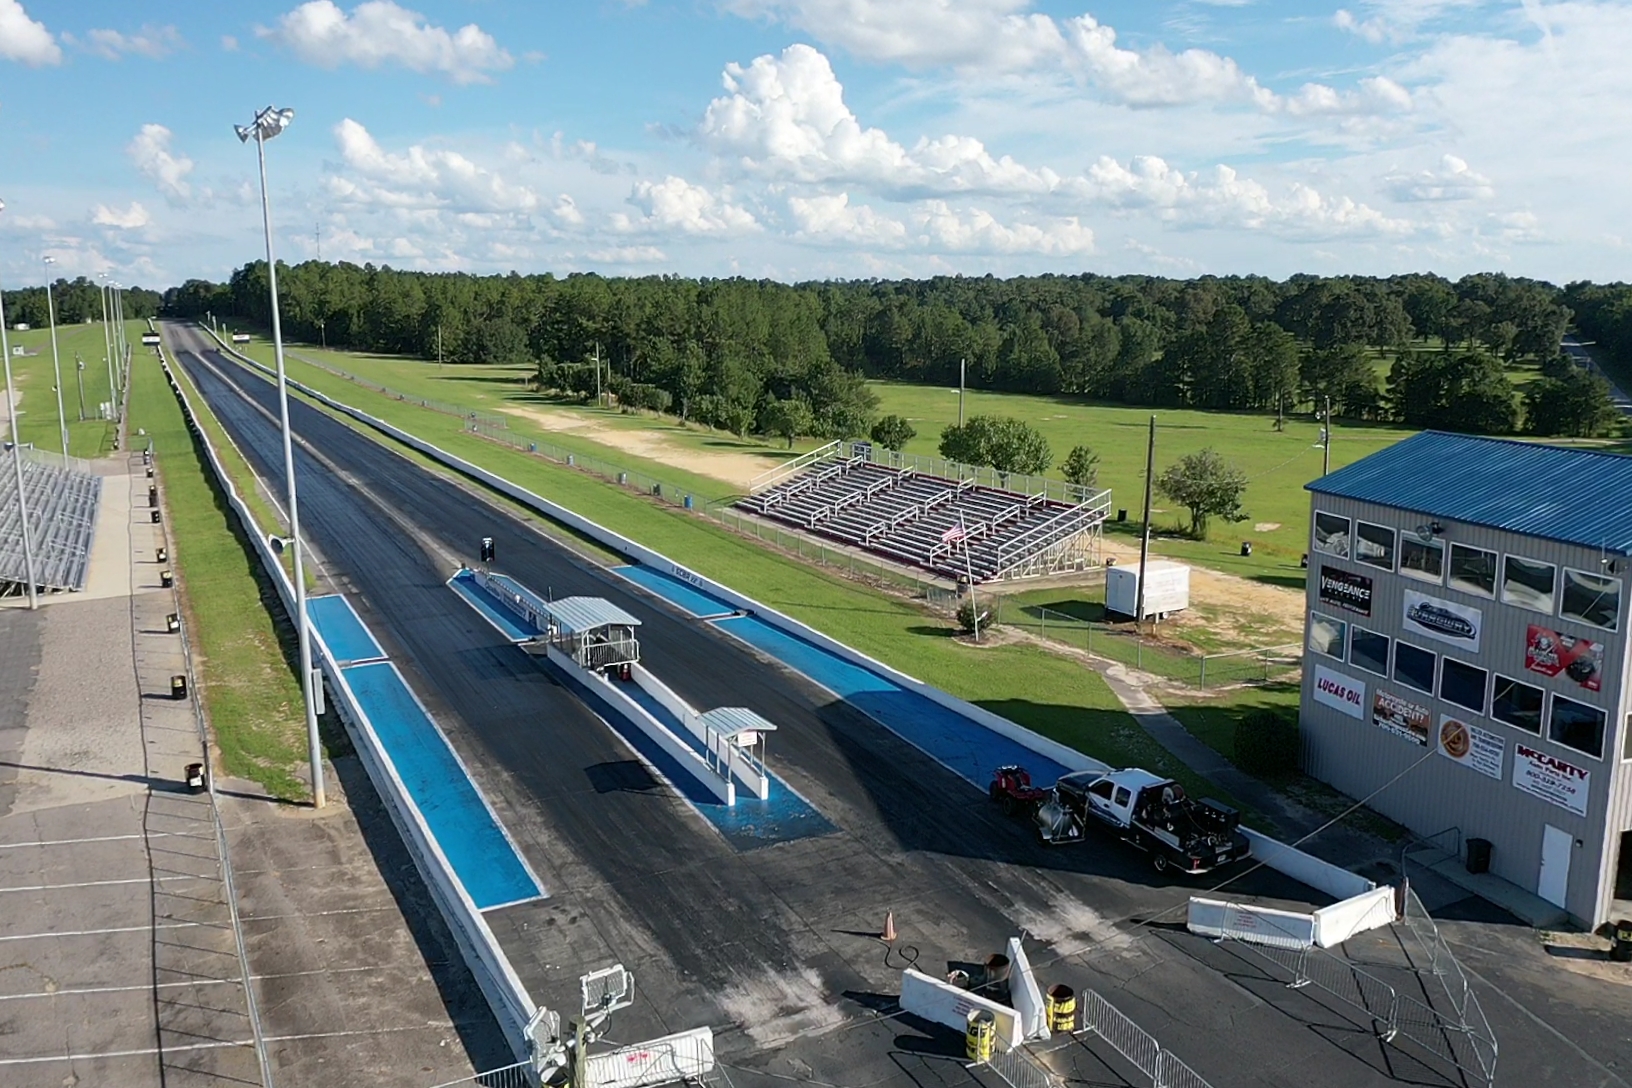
[1,0,1628,291]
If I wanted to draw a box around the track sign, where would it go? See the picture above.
[582,963,634,1016]
[141,333,161,345]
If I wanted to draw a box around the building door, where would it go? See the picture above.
[1539,824,1572,908]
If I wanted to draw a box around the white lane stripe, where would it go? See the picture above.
[0,963,404,1002]
[0,832,205,850]
[0,875,213,894]
[0,922,203,943]
[0,1024,464,1065]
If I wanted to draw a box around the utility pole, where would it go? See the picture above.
[437,323,443,369]
[1322,395,1332,476]
[73,353,86,421]
[958,357,966,426]
[314,221,321,262]
[1135,415,1156,633]
[1275,393,1284,433]
[594,342,602,408]
[959,511,979,643]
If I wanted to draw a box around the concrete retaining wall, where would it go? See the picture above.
[158,348,537,1061]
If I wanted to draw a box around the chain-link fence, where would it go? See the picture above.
[460,418,1297,690]
[285,348,515,432]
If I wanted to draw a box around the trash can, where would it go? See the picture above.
[1612,920,1632,962]
[1240,541,1253,557]
[965,1010,994,1062]
[684,495,694,509]
[170,674,188,700]
[1300,553,1309,569]
[1465,837,1492,875]
[1045,984,1076,1033]
[160,569,173,588]
[1116,509,1127,522]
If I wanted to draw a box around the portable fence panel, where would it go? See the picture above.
[1155,1050,1214,1088]
[1080,991,1160,1079]
[985,1045,1056,1088]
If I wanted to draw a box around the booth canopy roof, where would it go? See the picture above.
[699,707,778,738]
[1308,431,1632,555]
[546,596,642,634]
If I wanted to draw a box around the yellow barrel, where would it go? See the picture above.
[1046,984,1077,1033]
[965,1009,995,1062]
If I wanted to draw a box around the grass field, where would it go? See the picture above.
[206,332,1267,817]
[127,347,316,801]
[4,320,145,459]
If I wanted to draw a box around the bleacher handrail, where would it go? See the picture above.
[749,440,842,492]
[994,490,1112,570]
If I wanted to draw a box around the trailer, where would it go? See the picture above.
[1105,560,1189,621]
[1034,768,1249,874]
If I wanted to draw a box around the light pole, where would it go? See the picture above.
[98,274,115,422]
[41,256,68,457]
[0,199,39,609]
[238,104,325,808]
[73,353,86,421]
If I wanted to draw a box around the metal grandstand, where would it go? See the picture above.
[739,440,1110,583]
[0,447,103,594]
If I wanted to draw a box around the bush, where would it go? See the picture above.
[1233,708,1299,778]
[956,596,994,634]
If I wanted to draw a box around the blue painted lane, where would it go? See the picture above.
[608,564,1069,788]
[619,680,835,850]
[448,569,542,642]
[614,564,737,617]
[342,661,543,909]
[712,616,1071,789]
[307,594,384,663]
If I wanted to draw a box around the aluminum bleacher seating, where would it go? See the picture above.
[0,450,103,594]
[739,456,1106,582]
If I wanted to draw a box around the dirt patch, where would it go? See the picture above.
[1253,522,1282,533]
[498,404,776,491]
[1101,538,1306,640]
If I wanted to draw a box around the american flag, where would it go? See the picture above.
[941,524,965,544]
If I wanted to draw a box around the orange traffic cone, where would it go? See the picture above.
[882,911,897,942]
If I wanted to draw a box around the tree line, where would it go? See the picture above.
[163,262,1621,455]
[3,279,163,328]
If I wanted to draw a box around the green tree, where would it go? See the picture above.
[1524,372,1620,437]
[1060,445,1101,489]
[1389,350,1519,434]
[870,414,917,451]
[1157,448,1249,539]
[939,415,1050,475]
[760,397,814,448]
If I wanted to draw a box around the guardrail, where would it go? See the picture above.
[161,345,540,1070]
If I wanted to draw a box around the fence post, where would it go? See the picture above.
[1137,640,1142,671]
[1200,655,1207,688]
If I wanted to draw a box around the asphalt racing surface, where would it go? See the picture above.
[165,324,1628,1088]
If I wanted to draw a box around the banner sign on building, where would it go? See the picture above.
[1512,743,1590,817]
[1524,625,1604,692]
[1313,664,1366,720]
[1318,567,1373,616]
[1437,715,1503,779]
[1402,589,1482,653]
[1373,690,1430,746]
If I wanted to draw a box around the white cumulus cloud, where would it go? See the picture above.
[615,176,759,235]
[788,193,909,244]
[258,0,513,85]
[80,25,183,60]
[91,202,151,229]
[329,118,540,213]
[0,0,61,66]
[1384,154,1494,201]
[127,124,195,204]
[914,201,1096,254]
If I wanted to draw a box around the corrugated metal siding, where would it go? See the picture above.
[1300,492,1632,925]
[1307,432,1632,555]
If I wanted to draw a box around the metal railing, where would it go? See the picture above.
[748,439,840,491]
[986,1044,1056,1088]
[424,1061,535,1088]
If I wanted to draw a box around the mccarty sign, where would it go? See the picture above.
[1313,664,1366,720]
[1512,743,1590,817]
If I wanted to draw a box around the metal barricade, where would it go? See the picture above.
[1080,990,1161,1077]
[1154,1050,1213,1088]
[985,1045,1057,1088]
[424,1061,536,1088]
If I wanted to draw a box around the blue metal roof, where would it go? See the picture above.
[1307,431,1632,555]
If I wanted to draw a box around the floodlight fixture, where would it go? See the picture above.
[236,106,295,144]
[580,963,634,1017]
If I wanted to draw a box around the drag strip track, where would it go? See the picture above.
[168,325,1332,1085]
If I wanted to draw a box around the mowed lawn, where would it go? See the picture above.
[872,381,1418,584]
[4,320,146,458]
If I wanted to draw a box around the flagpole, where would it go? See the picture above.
[959,511,979,643]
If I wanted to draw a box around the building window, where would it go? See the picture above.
[1439,658,1488,714]
[1624,715,1632,762]
[1560,568,1621,632]
[1355,522,1396,571]
[1549,694,1607,760]
[1502,555,1556,613]
[1400,537,1444,583]
[1448,544,1497,597]
[1492,676,1544,734]
[1393,642,1437,694]
[1313,512,1351,559]
[1349,628,1390,676]
[1308,613,1346,658]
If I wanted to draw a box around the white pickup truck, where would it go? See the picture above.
[1034,768,1250,874]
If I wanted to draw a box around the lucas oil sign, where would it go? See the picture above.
[1313,664,1366,720]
